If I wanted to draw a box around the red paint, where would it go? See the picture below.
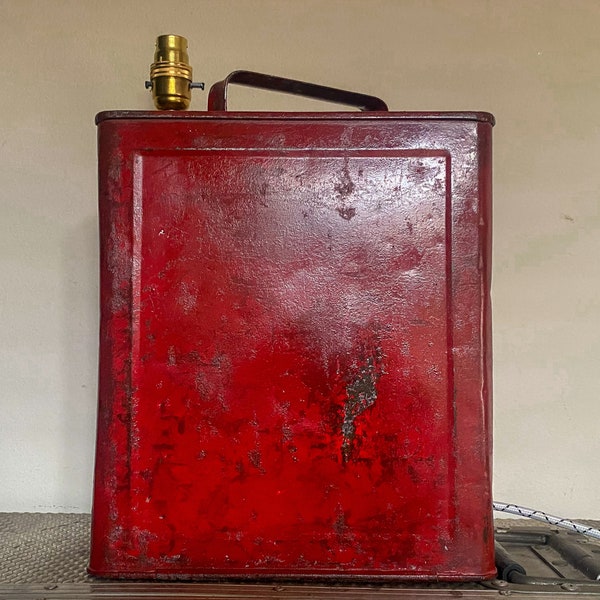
[90,109,495,580]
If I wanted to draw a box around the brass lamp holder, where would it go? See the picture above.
[145,34,204,110]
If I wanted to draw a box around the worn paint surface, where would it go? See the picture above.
[90,111,494,580]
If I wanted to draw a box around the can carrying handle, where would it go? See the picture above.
[207,70,388,112]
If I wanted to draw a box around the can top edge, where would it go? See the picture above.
[95,110,496,126]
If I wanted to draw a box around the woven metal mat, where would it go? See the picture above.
[0,513,92,584]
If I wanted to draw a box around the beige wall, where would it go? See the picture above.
[1,0,599,516]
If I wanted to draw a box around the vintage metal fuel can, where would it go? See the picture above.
[89,69,495,580]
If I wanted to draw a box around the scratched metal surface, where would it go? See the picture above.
[91,112,493,579]
[0,513,502,588]
[3,513,600,599]
[0,512,481,586]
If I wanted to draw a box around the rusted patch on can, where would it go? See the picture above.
[341,344,385,463]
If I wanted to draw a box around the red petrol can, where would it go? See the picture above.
[89,72,495,580]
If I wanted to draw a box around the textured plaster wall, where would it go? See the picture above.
[1,0,599,515]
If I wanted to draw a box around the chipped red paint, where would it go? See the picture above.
[90,110,495,580]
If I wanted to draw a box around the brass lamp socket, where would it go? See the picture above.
[149,34,192,110]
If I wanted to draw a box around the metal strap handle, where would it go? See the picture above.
[207,70,388,112]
